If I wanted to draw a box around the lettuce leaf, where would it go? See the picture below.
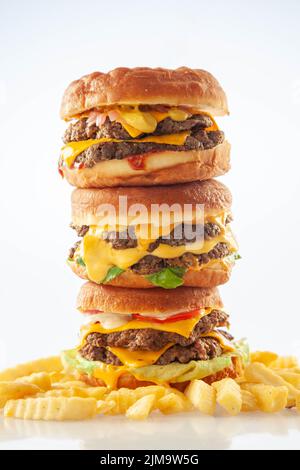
[76,256,86,267]
[102,266,125,283]
[62,349,233,384]
[146,267,186,289]
[131,356,233,383]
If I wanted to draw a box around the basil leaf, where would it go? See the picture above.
[146,267,186,289]
[76,256,86,267]
[102,266,125,283]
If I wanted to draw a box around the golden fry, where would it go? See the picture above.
[242,384,288,412]
[185,380,216,415]
[241,389,258,412]
[244,362,300,401]
[16,372,52,391]
[250,351,278,366]
[212,378,242,416]
[4,397,97,420]
[0,357,62,382]
[270,356,299,369]
[157,392,191,414]
[0,382,41,408]
[125,394,156,420]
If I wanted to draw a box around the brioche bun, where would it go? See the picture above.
[60,67,229,120]
[71,179,232,226]
[62,141,230,188]
[76,282,223,315]
[69,258,232,289]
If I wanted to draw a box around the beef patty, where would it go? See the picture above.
[68,129,224,168]
[64,114,215,143]
[80,333,232,366]
[70,222,222,249]
[130,242,230,275]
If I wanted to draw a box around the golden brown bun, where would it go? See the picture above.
[76,282,223,315]
[78,356,241,390]
[69,260,232,289]
[71,179,232,225]
[63,142,231,189]
[60,67,229,120]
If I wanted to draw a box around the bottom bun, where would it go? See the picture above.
[69,259,233,289]
[62,142,230,188]
[78,356,242,391]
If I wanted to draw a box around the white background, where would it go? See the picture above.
[0,0,300,449]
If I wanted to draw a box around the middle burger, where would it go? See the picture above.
[68,179,239,289]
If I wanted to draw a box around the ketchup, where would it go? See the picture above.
[127,155,146,170]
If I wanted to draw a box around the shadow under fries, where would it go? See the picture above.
[1,409,300,450]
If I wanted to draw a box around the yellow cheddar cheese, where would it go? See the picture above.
[80,309,210,342]
[107,344,174,368]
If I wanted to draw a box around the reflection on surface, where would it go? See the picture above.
[1,410,300,450]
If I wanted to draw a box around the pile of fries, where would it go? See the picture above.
[0,351,299,421]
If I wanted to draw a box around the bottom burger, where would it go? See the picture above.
[62,283,248,390]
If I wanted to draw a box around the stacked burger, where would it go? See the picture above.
[59,67,244,390]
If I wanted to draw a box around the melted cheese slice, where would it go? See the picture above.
[61,132,190,168]
[204,331,235,353]
[80,309,210,342]
[81,226,237,284]
[107,343,174,367]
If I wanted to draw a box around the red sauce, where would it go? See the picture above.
[58,166,64,178]
[73,161,85,170]
[127,155,146,170]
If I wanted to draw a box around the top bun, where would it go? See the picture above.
[60,67,229,120]
[71,179,232,226]
[77,282,223,315]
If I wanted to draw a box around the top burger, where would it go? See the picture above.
[59,67,230,188]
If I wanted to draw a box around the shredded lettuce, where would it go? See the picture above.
[146,267,186,289]
[61,346,246,385]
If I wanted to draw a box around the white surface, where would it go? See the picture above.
[1,0,300,450]
[1,411,300,450]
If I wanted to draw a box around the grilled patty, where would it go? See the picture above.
[81,309,229,351]
[64,114,215,143]
[70,222,222,250]
[130,242,230,275]
[80,332,232,366]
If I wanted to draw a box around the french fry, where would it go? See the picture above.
[97,399,119,414]
[270,356,299,369]
[0,356,62,382]
[52,380,89,389]
[242,384,288,412]
[39,386,107,399]
[125,394,156,420]
[48,372,75,383]
[0,382,41,408]
[296,394,300,412]
[16,372,52,391]
[184,380,216,415]
[157,392,191,414]
[4,397,97,420]
[274,371,300,389]
[244,362,300,402]
[212,378,242,416]
[241,389,259,412]
[105,386,168,415]
[250,351,278,366]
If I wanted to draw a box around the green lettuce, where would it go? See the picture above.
[61,347,243,385]
[76,256,86,267]
[102,266,125,283]
[146,267,186,289]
